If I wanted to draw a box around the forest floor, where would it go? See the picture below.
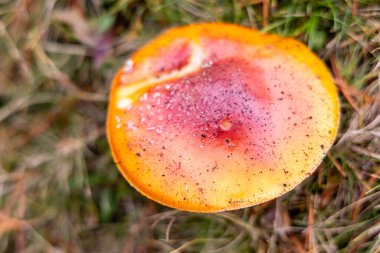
[0,0,379,252]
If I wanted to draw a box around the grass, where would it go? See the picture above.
[0,0,379,252]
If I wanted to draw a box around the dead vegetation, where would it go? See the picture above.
[0,0,379,252]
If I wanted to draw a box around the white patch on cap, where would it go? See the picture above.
[117,98,133,110]
[123,59,134,73]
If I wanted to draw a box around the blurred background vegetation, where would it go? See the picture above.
[0,0,379,252]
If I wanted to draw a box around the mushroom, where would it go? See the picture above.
[107,23,340,212]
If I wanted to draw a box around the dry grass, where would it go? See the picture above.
[0,0,379,252]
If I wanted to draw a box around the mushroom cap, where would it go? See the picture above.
[107,23,340,212]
